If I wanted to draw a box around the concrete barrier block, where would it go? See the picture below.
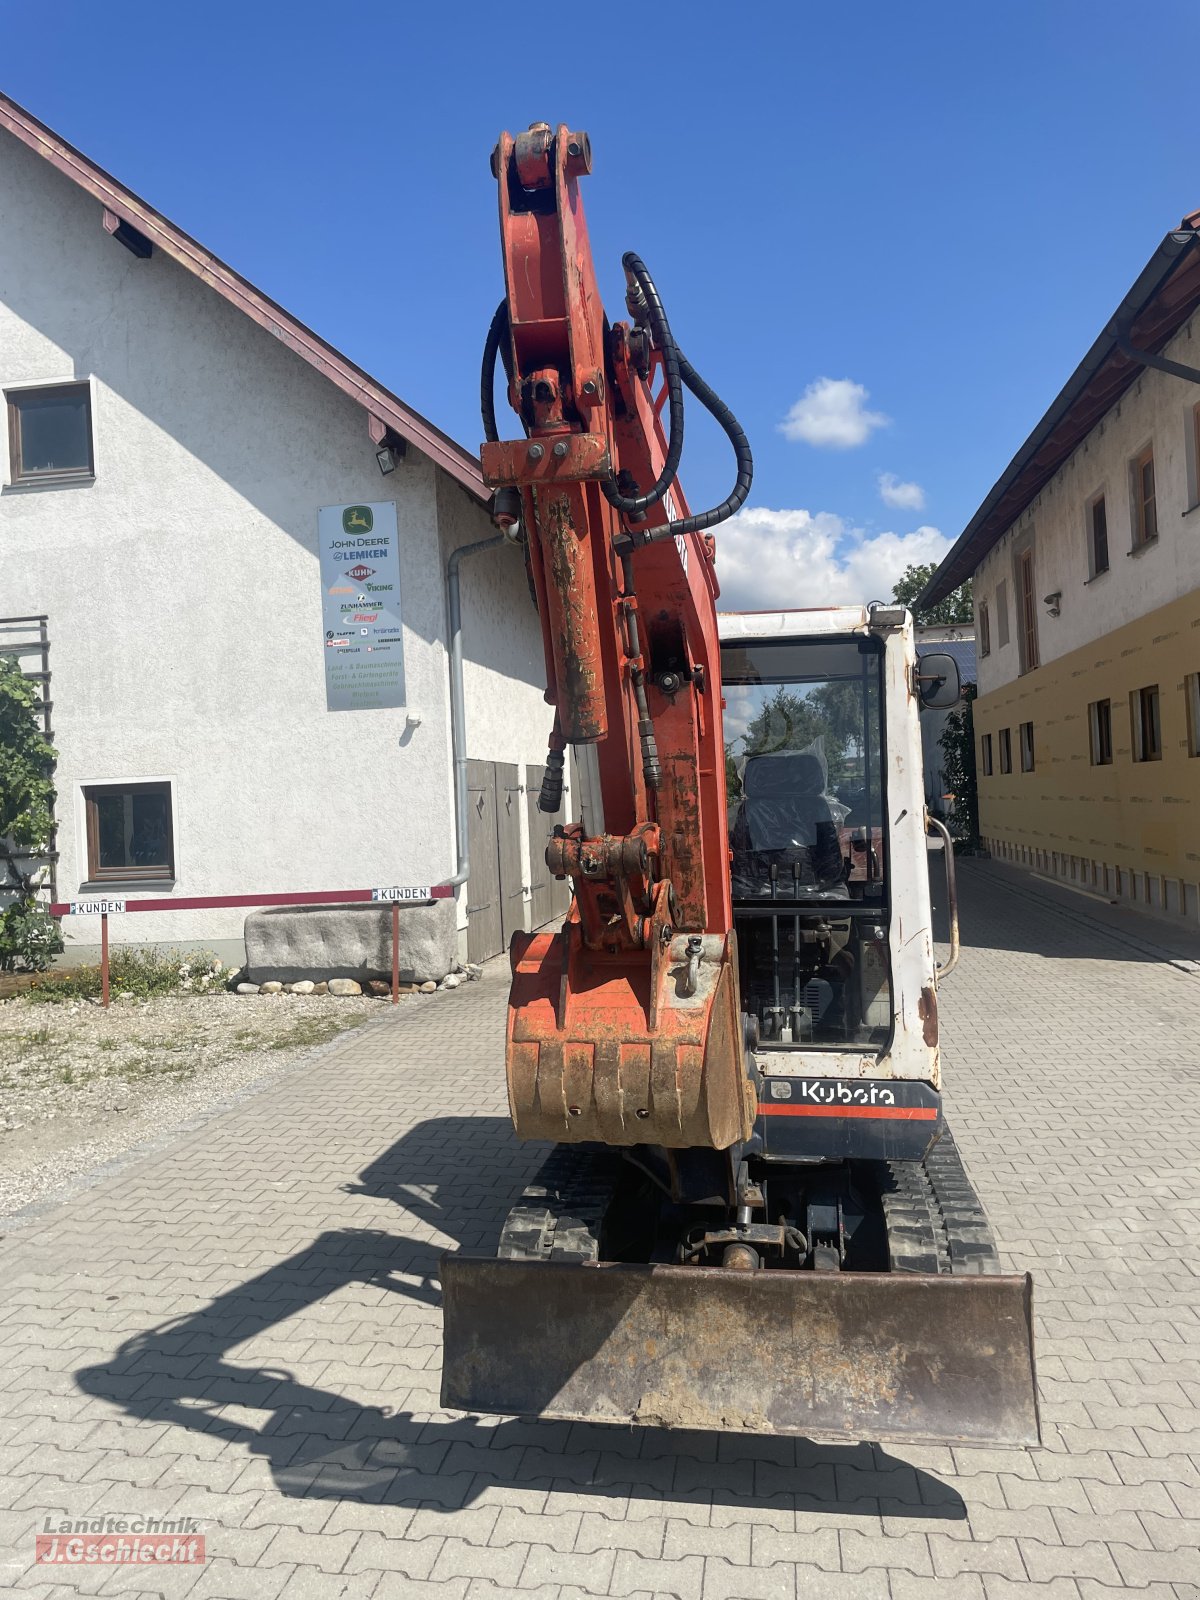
[244,899,458,984]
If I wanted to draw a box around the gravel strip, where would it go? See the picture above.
[0,989,395,1218]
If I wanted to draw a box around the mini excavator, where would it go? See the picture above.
[440,124,1039,1447]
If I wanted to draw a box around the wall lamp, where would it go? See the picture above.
[1043,591,1062,617]
[368,416,408,476]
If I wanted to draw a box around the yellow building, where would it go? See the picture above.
[922,212,1200,921]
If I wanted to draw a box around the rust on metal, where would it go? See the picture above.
[441,1256,1041,1448]
[481,433,611,488]
[506,924,754,1149]
[542,491,606,743]
[918,985,938,1048]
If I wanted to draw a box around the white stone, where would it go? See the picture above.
[419,980,437,994]
[440,973,461,989]
[236,982,260,995]
[245,900,457,985]
[259,980,283,994]
[290,979,315,994]
[328,977,362,996]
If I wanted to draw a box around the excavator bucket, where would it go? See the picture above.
[440,1255,1039,1448]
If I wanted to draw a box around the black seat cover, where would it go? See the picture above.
[730,748,847,899]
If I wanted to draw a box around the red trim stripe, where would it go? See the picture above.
[758,1104,938,1121]
[49,885,453,916]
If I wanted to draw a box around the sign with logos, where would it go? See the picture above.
[318,502,405,711]
[371,886,433,902]
[69,899,126,915]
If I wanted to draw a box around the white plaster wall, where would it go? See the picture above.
[974,310,1200,697]
[436,474,562,931]
[0,128,545,953]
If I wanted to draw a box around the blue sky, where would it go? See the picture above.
[7,0,1199,607]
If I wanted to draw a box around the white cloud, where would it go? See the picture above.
[878,472,926,511]
[778,377,889,449]
[713,505,952,614]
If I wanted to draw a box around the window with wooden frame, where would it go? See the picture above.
[1088,493,1109,577]
[999,727,1012,774]
[1019,721,1035,772]
[1088,698,1113,766]
[995,579,1010,648]
[978,600,991,657]
[6,382,94,484]
[980,733,993,776]
[1185,672,1200,758]
[84,782,174,882]
[1131,443,1158,549]
[1017,548,1039,672]
[1130,684,1162,763]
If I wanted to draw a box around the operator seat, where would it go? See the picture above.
[730,748,848,900]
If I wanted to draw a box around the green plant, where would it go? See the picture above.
[891,562,973,626]
[27,947,233,1004]
[938,684,979,847]
[0,655,62,972]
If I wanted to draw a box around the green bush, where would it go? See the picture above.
[0,902,63,973]
[0,654,62,972]
[27,948,235,1004]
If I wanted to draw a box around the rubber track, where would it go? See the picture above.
[498,1143,623,1264]
[880,1125,1002,1276]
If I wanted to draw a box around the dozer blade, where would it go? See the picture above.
[440,1255,1039,1448]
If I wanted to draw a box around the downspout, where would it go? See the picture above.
[445,533,508,887]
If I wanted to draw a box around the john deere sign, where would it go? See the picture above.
[317,501,405,712]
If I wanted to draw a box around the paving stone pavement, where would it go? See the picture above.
[1,858,1199,1598]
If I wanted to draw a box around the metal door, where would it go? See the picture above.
[495,761,525,948]
[466,759,502,963]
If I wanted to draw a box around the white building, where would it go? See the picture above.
[0,93,564,967]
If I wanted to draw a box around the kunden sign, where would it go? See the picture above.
[318,502,405,711]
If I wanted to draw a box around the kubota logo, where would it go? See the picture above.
[347,564,375,581]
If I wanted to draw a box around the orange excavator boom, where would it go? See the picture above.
[482,123,755,1160]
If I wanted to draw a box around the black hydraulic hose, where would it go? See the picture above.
[481,299,510,444]
[600,253,685,515]
[617,344,754,550]
[480,258,752,548]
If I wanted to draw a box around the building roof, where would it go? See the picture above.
[940,636,979,688]
[0,93,488,505]
[920,211,1200,606]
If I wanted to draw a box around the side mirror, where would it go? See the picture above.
[916,651,961,709]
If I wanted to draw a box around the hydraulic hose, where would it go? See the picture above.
[615,339,753,550]
[599,253,685,517]
[481,298,510,445]
[479,259,752,548]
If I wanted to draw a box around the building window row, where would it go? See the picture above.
[984,678,1200,776]
[978,415,1199,656]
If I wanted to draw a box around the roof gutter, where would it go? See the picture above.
[919,226,1200,608]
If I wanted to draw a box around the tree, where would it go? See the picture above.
[0,655,62,971]
[937,684,979,848]
[892,561,973,626]
[729,683,871,794]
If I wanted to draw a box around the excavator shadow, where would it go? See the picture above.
[74,1116,967,1520]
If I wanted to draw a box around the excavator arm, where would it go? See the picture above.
[482,124,754,1157]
